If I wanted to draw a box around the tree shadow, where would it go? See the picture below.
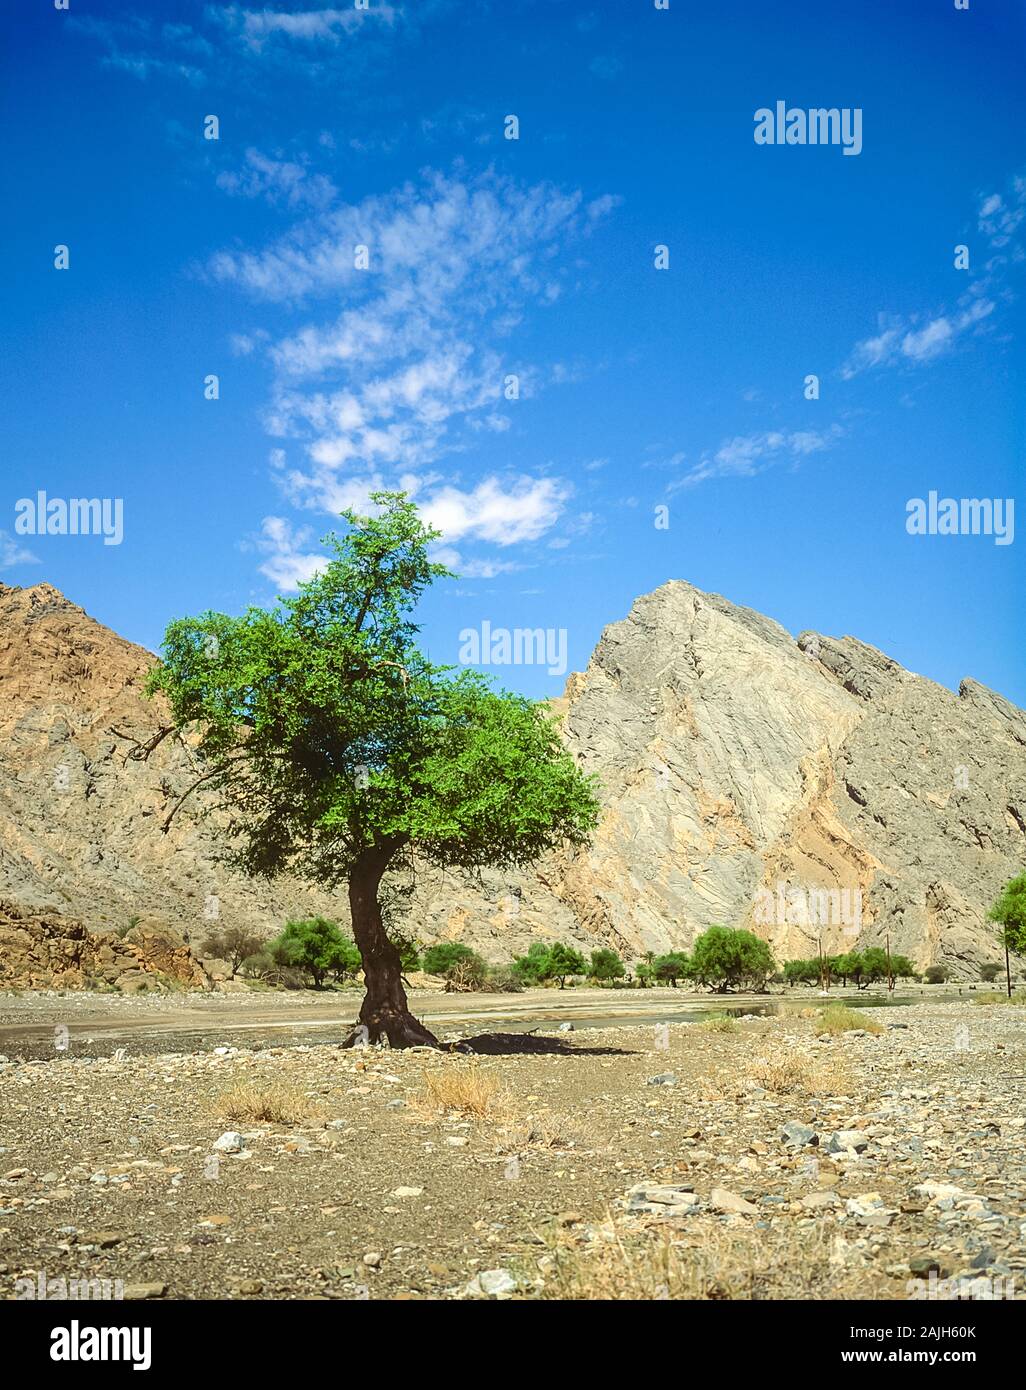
[446,1030,636,1057]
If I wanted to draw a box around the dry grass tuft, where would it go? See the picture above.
[817,1004,884,1035]
[535,1218,880,1301]
[749,1052,851,1096]
[213,1081,326,1126]
[413,1063,505,1118]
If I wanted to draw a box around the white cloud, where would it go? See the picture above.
[842,171,1023,379]
[211,169,613,581]
[0,531,39,569]
[670,426,843,490]
[421,477,569,547]
[249,516,323,589]
[209,5,399,48]
[217,149,336,210]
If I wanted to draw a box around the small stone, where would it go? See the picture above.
[909,1255,949,1277]
[212,1132,244,1154]
[81,1231,124,1248]
[474,1268,516,1296]
[710,1187,760,1216]
[647,1073,678,1087]
[392,1186,424,1199]
[363,1251,382,1268]
[781,1122,819,1148]
[234,1279,264,1294]
[826,1129,870,1154]
[801,1190,841,1210]
[123,1282,166,1300]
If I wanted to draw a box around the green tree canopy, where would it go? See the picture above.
[589,947,626,982]
[690,926,775,993]
[652,951,691,986]
[147,493,599,1045]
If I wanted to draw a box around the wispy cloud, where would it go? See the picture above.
[217,148,337,210]
[841,171,1025,379]
[668,426,843,490]
[0,531,39,570]
[213,168,615,586]
[208,4,400,48]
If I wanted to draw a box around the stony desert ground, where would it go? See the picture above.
[1,996,1024,1301]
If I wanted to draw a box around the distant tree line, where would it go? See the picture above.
[201,873,1026,995]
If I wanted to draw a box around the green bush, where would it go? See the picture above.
[422,942,480,977]
[690,926,775,992]
[267,917,355,989]
[589,948,625,982]
[980,961,1003,983]
[924,964,949,984]
[652,951,691,987]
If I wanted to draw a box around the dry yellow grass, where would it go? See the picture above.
[817,1004,884,1035]
[749,1051,851,1096]
[414,1063,504,1118]
[535,1217,880,1301]
[212,1081,326,1126]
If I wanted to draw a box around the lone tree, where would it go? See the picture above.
[988,872,1026,998]
[145,493,599,1046]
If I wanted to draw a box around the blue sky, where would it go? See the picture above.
[3,0,1024,703]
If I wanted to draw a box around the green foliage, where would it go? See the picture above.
[546,942,586,987]
[980,961,1003,983]
[511,941,553,985]
[924,964,949,984]
[988,873,1026,956]
[146,493,600,887]
[589,947,625,982]
[690,926,775,992]
[651,952,691,986]
[422,942,479,976]
[269,917,356,989]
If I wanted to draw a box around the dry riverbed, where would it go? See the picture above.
[1,1000,1024,1301]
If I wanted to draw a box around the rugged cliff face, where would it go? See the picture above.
[1,579,1023,979]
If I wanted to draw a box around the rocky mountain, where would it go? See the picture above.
[1,579,1023,980]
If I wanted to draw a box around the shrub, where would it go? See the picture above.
[924,964,949,985]
[422,942,480,977]
[980,962,1003,983]
[511,942,553,986]
[652,951,691,987]
[589,948,625,982]
[268,917,357,989]
[818,1003,884,1035]
[481,965,524,993]
[200,925,266,977]
[443,953,488,992]
[691,926,775,992]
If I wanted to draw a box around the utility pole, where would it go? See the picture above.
[1006,933,1013,999]
[886,932,893,993]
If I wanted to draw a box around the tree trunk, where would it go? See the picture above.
[343,845,439,1049]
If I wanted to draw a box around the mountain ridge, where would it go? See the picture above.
[0,577,1022,979]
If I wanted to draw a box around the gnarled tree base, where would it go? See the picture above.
[342,1002,440,1049]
